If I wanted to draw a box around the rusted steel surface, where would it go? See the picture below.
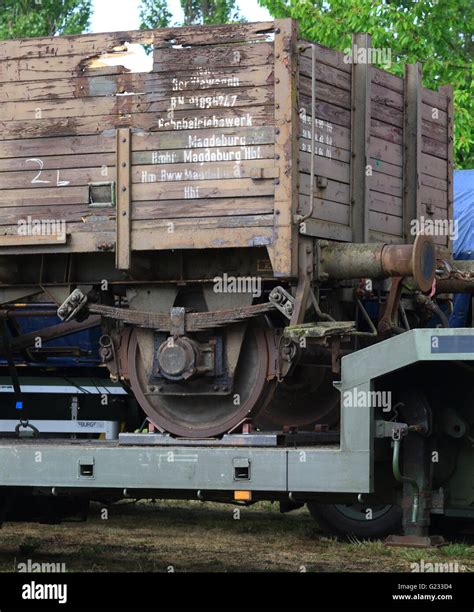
[89,301,275,331]
[0,19,454,273]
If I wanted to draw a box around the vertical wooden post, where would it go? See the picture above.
[350,32,371,244]
[269,18,299,278]
[403,63,422,243]
[439,84,454,253]
[116,127,131,270]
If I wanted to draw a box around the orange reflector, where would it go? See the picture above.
[234,490,252,501]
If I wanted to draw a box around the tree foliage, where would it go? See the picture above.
[258,0,473,168]
[0,0,92,39]
[139,0,242,28]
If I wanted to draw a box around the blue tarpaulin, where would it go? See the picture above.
[449,169,474,327]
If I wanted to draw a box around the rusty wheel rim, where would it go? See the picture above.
[127,325,273,438]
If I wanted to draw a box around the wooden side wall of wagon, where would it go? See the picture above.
[0,19,453,279]
[297,34,453,250]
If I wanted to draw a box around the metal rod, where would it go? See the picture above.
[392,437,419,524]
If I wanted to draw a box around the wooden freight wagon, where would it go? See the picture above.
[0,19,453,278]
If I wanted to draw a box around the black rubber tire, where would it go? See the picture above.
[307,502,402,539]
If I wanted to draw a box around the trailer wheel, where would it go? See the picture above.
[307,502,402,539]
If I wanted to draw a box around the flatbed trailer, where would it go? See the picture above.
[2,328,473,545]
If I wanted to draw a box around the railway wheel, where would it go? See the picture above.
[127,324,276,438]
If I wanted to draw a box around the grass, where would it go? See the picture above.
[0,499,471,572]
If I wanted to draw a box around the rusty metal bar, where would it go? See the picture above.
[318,234,436,292]
[116,127,131,271]
[403,63,422,242]
[350,33,371,243]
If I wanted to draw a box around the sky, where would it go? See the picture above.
[90,0,272,33]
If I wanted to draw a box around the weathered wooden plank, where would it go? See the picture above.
[153,42,274,72]
[0,152,114,172]
[439,84,454,251]
[0,197,275,226]
[0,60,129,83]
[131,126,275,151]
[369,136,402,167]
[0,186,87,207]
[1,86,274,122]
[421,185,448,208]
[300,140,350,164]
[133,197,274,220]
[0,106,275,140]
[421,153,447,179]
[369,190,403,217]
[421,173,447,191]
[153,21,275,47]
[132,144,275,166]
[369,211,403,236]
[116,128,131,270]
[269,17,299,277]
[371,100,403,128]
[422,135,447,159]
[0,223,276,256]
[371,67,403,94]
[298,195,350,225]
[422,88,448,112]
[300,218,352,241]
[422,118,448,142]
[132,159,278,183]
[369,157,402,178]
[403,63,422,242]
[0,30,155,61]
[0,135,115,159]
[300,115,351,152]
[299,56,351,91]
[299,152,350,183]
[299,174,350,205]
[132,177,275,201]
[299,93,350,127]
[370,119,402,145]
[368,172,403,198]
[299,74,350,110]
[299,41,351,73]
[0,65,275,103]
[350,32,371,243]
[371,82,403,111]
[0,204,94,226]
[0,166,115,190]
